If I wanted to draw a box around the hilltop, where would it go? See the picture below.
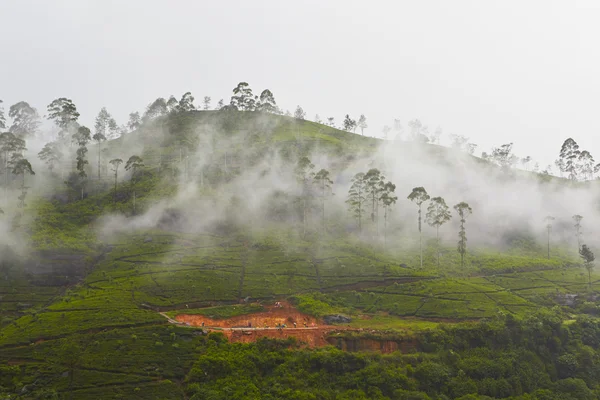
[2,110,600,399]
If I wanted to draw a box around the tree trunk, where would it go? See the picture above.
[114,170,118,205]
[436,225,440,268]
[97,143,101,180]
[418,205,423,268]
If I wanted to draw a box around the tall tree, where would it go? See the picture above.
[578,150,595,181]
[426,197,452,267]
[491,143,516,172]
[408,187,430,268]
[357,114,368,135]
[216,99,224,110]
[178,92,196,112]
[294,105,306,120]
[94,108,116,179]
[313,168,333,233]
[365,168,384,236]
[230,82,255,111]
[257,90,278,113]
[326,117,336,128]
[203,96,211,110]
[408,119,425,141]
[0,100,5,130]
[573,214,583,252]
[580,244,595,288]
[47,98,80,139]
[559,138,581,181]
[544,215,555,259]
[127,112,141,131]
[454,202,473,268]
[342,114,356,132]
[0,133,26,201]
[166,96,178,113]
[144,98,167,120]
[73,126,91,200]
[382,125,391,140]
[11,158,34,208]
[109,159,123,205]
[125,155,144,214]
[295,156,315,238]
[430,127,442,144]
[379,181,397,246]
[346,172,367,232]
[38,141,63,174]
[8,101,40,138]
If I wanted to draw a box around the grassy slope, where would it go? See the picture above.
[0,110,595,398]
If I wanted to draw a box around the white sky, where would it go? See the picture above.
[1,0,599,169]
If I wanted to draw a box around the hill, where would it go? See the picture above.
[2,110,600,399]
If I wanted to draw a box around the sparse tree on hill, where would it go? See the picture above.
[313,168,333,233]
[450,134,469,151]
[257,90,278,113]
[166,95,178,113]
[216,99,224,110]
[0,100,5,130]
[12,158,34,208]
[178,92,196,112]
[573,214,583,252]
[559,138,581,180]
[467,143,477,155]
[295,156,315,238]
[314,114,322,124]
[343,114,356,132]
[380,181,397,246]
[93,108,116,179]
[203,96,211,110]
[393,119,403,140]
[365,168,384,235]
[47,98,80,140]
[357,114,368,135]
[544,215,555,259]
[430,127,442,144]
[127,112,141,132]
[0,132,26,199]
[73,126,91,200]
[426,197,452,267]
[454,202,472,268]
[327,117,336,128]
[8,101,40,139]
[491,143,516,172]
[408,187,430,268]
[578,150,595,181]
[294,106,306,120]
[382,125,391,140]
[230,82,255,111]
[144,97,167,121]
[347,172,367,232]
[580,244,595,287]
[109,158,123,205]
[125,155,144,214]
[554,159,565,178]
[521,156,532,171]
[38,141,63,174]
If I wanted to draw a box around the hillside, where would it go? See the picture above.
[2,110,600,399]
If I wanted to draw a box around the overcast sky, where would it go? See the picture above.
[1,0,598,169]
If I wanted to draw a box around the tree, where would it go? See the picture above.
[230,82,255,111]
[216,99,224,110]
[73,126,91,200]
[357,114,368,135]
[544,215,555,259]
[127,112,141,131]
[203,96,211,110]
[450,134,469,151]
[8,101,40,138]
[454,202,473,268]
[11,158,34,208]
[430,127,442,144]
[257,90,278,113]
[521,156,532,171]
[313,169,333,233]
[143,97,167,120]
[573,215,583,252]
[559,138,581,181]
[177,92,195,112]
[379,181,397,246]
[364,169,384,236]
[491,143,515,172]
[294,105,306,120]
[125,155,144,214]
[38,141,63,173]
[0,100,5,130]
[327,117,336,128]
[166,95,178,113]
[382,125,391,140]
[295,157,315,238]
[0,132,26,200]
[426,197,452,267]
[109,159,123,205]
[578,150,595,181]
[342,114,356,132]
[314,114,322,124]
[94,108,116,179]
[347,172,367,232]
[47,98,80,139]
[580,244,595,287]
[408,187,430,268]
[408,119,425,141]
